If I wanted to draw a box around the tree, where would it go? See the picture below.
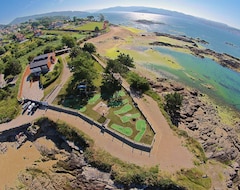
[82,43,96,54]
[0,60,5,73]
[62,35,76,48]
[164,92,183,126]
[31,21,39,29]
[94,26,100,32]
[28,54,35,62]
[99,14,105,22]
[44,45,55,54]
[117,53,134,68]
[100,73,122,100]
[0,47,6,55]
[127,72,150,93]
[4,58,22,76]
[105,59,129,75]
[68,51,97,85]
[73,16,77,22]
[87,15,94,21]
[70,46,82,60]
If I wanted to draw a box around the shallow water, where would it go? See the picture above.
[143,47,240,110]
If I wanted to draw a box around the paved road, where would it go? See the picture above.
[43,54,72,104]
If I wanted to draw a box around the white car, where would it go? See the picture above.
[27,102,35,114]
[22,101,31,110]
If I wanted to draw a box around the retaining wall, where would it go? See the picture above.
[26,99,153,152]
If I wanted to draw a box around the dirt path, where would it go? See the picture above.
[43,54,72,103]
[18,65,30,99]
[0,27,194,174]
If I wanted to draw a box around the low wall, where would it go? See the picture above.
[26,99,153,152]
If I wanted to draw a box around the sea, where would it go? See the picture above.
[89,12,240,110]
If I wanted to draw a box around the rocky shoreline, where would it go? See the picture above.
[151,32,240,72]
[0,123,117,190]
[149,76,240,189]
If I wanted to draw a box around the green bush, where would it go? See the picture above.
[41,58,63,88]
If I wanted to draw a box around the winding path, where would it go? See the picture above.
[0,31,194,172]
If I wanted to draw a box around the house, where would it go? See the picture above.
[15,33,26,42]
[33,29,43,37]
[30,52,56,76]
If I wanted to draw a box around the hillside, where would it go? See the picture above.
[10,11,89,25]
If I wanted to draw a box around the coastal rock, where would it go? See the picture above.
[187,122,199,131]
[15,132,28,149]
[0,143,7,154]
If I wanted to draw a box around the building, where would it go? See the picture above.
[30,53,56,76]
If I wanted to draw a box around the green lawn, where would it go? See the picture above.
[111,124,133,136]
[118,90,126,97]
[114,104,133,115]
[42,30,86,40]
[134,120,147,142]
[122,99,129,104]
[88,94,101,104]
[75,22,104,31]
[121,113,140,123]
[79,106,87,112]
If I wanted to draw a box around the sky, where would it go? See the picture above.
[0,0,239,29]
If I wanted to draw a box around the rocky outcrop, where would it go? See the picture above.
[149,77,240,188]
[151,33,240,72]
[17,150,116,190]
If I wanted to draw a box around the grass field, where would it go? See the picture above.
[75,21,104,31]
[88,94,101,104]
[111,124,133,136]
[117,90,126,97]
[121,113,140,123]
[122,99,129,104]
[79,106,87,112]
[114,104,133,115]
[134,120,147,142]
[42,30,86,40]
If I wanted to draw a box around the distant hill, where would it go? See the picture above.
[8,6,240,33]
[97,6,240,32]
[0,24,6,29]
[10,11,89,25]
[97,6,191,18]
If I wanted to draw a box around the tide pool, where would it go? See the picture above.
[143,47,240,110]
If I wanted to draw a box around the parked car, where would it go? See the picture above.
[22,101,31,110]
[27,102,35,114]
[30,104,39,115]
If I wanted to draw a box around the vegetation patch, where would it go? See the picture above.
[79,106,87,112]
[134,120,147,142]
[111,124,133,136]
[114,104,133,115]
[175,168,211,190]
[88,94,101,104]
[122,99,129,104]
[75,21,104,31]
[40,57,63,89]
[120,113,140,123]
[117,90,126,97]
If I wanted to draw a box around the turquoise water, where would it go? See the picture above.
[102,12,240,58]
[85,12,240,110]
[144,47,240,110]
